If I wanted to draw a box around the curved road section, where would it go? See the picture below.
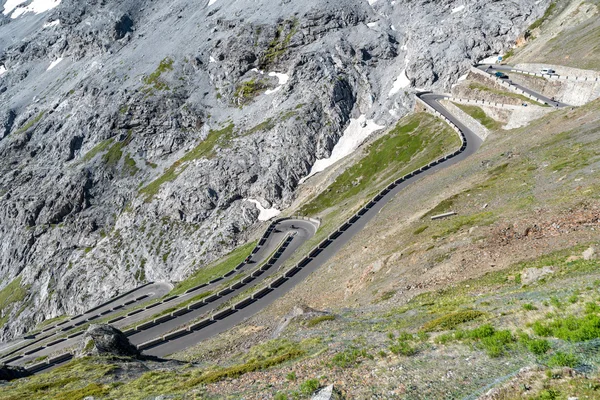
[476,64,570,108]
[6,92,483,373]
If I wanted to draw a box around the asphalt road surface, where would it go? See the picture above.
[6,219,318,367]
[477,64,570,108]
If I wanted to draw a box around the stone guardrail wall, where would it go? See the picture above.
[22,97,468,373]
[470,67,549,106]
[442,96,522,109]
[508,68,600,82]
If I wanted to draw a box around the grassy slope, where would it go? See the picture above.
[169,240,257,296]
[453,103,503,130]
[0,277,28,328]
[508,0,600,70]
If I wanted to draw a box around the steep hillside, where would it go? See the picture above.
[0,0,549,340]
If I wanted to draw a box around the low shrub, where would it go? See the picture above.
[421,310,485,332]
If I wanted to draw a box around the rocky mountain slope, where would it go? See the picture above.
[0,0,548,340]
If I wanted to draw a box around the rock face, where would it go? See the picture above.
[0,0,550,340]
[77,324,140,358]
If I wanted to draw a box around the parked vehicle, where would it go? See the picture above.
[541,68,556,75]
[495,71,508,79]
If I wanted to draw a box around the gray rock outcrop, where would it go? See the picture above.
[77,324,140,358]
[0,0,550,340]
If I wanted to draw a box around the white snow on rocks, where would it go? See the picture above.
[208,0,218,6]
[245,199,281,221]
[46,57,63,71]
[265,72,289,95]
[0,65,7,76]
[451,5,465,14]
[388,69,411,96]
[303,115,384,181]
[209,56,216,63]
[43,19,60,28]
[269,72,289,85]
[7,0,61,18]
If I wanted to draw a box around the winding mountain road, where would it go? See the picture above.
[3,90,487,373]
[477,64,570,108]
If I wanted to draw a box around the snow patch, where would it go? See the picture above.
[400,44,408,51]
[388,69,411,96]
[208,0,218,5]
[209,56,216,63]
[451,5,465,14]
[43,19,60,28]
[8,0,61,18]
[479,54,504,64]
[390,25,396,31]
[0,65,7,76]
[269,72,289,85]
[302,115,384,181]
[245,199,281,221]
[367,22,378,28]
[46,57,63,71]
[265,86,282,95]
[265,71,289,95]
[251,68,264,75]
[367,0,378,5]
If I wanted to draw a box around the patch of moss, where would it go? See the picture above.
[261,19,298,68]
[82,138,115,163]
[305,315,335,327]
[0,277,29,328]
[14,111,46,135]
[139,123,235,202]
[143,57,174,91]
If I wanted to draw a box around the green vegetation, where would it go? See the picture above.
[123,153,139,176]
[528,2,556,31]
[436,324,515,358]
[14,111,45,135]
[0,277,29,327]
[453,103,502,130]
[170,240,257,295]
[139,123,236,202]
[305,314,335,327]
[300,112,461,215]
[547,352,579,368]
[262,19,298,67]
[389,340,417,356]
[421,310,485,332]
[34,315,68,331]
[523,303,538,311]
[468,82,549,107]
[299,378,320,396]
[0,357,117,400]
[143,57,174,91]
[82,138,115,162]
[532,314,600,342]
[2,340,308,399]
[330,347,369,368]
[233,79,266,104]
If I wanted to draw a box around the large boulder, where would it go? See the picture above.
[0,364,31,381]
[77,324,140,358]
